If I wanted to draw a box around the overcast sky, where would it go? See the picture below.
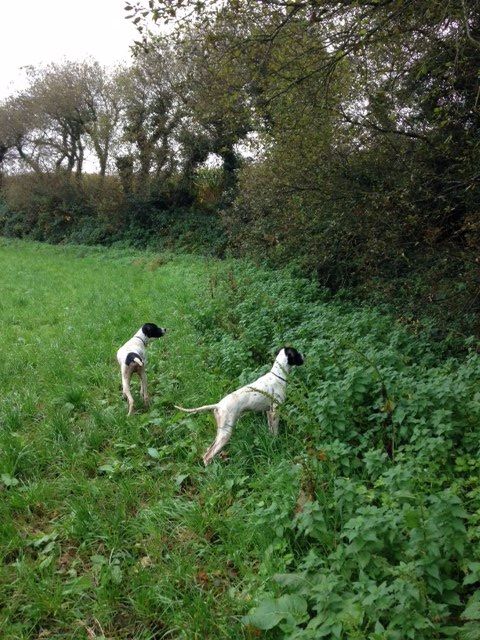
[0,0,138,99]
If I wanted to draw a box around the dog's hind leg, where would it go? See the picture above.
[121,368,135,416]
[203,410,233,465]
[139,368,149,407]
[203,428,233,465]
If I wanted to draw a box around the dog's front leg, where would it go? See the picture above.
[139,368,149,407]
[267,406,279,435]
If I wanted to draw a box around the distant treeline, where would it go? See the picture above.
[1,1,479,334]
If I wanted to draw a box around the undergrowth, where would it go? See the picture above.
[0,240,479,639]
[189,262,480,639]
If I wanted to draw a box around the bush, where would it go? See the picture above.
[0,172,226,253]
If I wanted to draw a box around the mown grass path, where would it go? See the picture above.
[0,240,261,640]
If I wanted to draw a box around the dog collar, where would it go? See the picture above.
[272,372,287,382]
[134,335,147,346]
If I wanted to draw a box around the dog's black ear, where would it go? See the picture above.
[284,346,304,366]
[142,323,154,337]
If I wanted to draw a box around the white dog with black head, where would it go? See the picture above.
[117,323,166,415]
[175,346,304,465]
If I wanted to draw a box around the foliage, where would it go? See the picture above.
[1,241,480,638]
[188,258,480,639]
[0,171,226,253]
[1,1,480,329]
[126,0,480,332]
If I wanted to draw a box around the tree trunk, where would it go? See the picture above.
[220,144,240,203]
[76,138,84,179]
[0,145,7,190]
[16,144,43,174]
[137,144,152,199]
[116,155,134,197]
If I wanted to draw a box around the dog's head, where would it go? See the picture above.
[142,323,167,339]
[278,346,304,367]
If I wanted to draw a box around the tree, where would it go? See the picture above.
[83,63,123,178]
[0,61,123,180]
[0,102,16,186]
[0,95,46,174]
[118,45,181,198]
[128,0,480,241]
[170,25,252,198]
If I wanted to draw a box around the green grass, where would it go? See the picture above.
[0,240,262,639]
[1,239,479,640]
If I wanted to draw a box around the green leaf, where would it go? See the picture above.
[110,563,123,585]
[62,575,93,596]
[38,554,54,569]
[30,532,58,548]
[175,473,189,486]
[464,563,480,586]
[1,473,18,487]
[273,573,306,588]
[98,464,115,474]
[243,594,308,630]
[147,447,160,459]
[404,509,420,528]
[462,592,480,621]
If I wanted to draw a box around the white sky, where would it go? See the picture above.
[0,0,138,99]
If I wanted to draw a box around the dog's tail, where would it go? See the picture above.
[125,352,144,367]
[174,404,217,414]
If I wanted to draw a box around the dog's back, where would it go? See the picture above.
[117,337,146,368]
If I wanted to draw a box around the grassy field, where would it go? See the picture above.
[0,240,250,639]
[1,239,480,640]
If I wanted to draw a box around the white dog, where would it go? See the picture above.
[175,347,304,464]
[117,323,166,415]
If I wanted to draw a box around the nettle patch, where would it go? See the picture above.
[191,262,480,640]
